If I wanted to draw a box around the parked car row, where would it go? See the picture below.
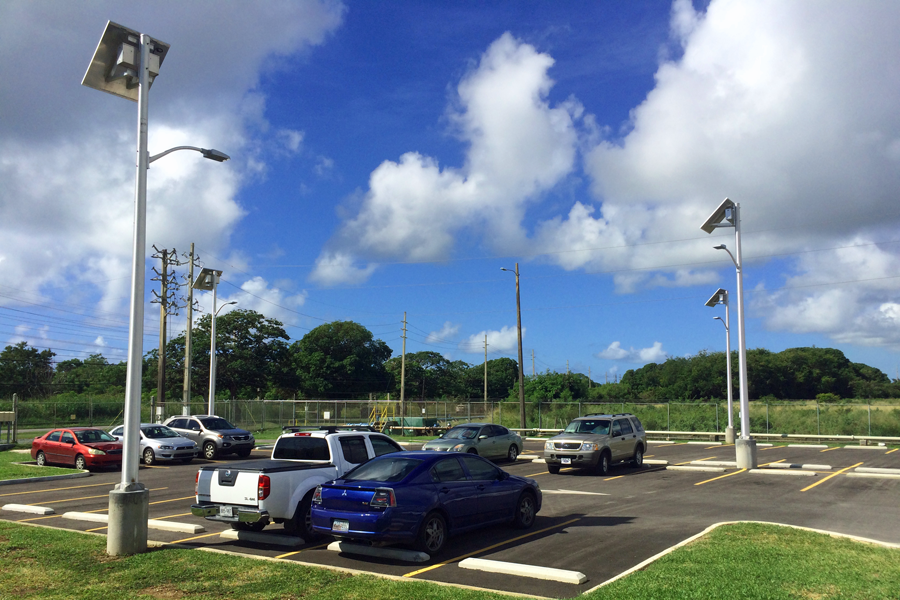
[30,415,254,470]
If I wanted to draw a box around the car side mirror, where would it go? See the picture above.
[499,471,510,480]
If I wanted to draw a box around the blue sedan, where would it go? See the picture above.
[310,451,541,555]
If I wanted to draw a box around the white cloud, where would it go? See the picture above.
[461,326,523,354]
[426,322,460,344]
[311,32,580,284]
[216,276,308,325]
[597,341,666,364]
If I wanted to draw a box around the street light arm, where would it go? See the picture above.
[149,146,230,164]
[714,244,738,268]
[713,316,728,331]
[215,300,237,316]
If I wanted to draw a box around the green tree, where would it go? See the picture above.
[0,341,56,398]
[510,369,589,403]
[464,357,519,399]
[293,321,392,398]
[54,354,127,396]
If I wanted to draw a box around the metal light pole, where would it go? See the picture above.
[501,264,526,430]
[706,288,734,444]
[83,22,230,555]
[701,199,756,468]
[193,268,234,416]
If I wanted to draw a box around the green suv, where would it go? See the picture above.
[543,413,646,475]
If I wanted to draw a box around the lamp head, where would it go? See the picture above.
[713,244,726,250]
[500,267,510,272]
[201,148,230,162]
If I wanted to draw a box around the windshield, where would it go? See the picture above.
[142,426,180,439]
[343,457,423,483]
[441,427,479,440]
[75,430,117,443]
[199,417,235,430]
[564,420,610,435]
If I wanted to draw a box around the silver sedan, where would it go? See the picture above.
[421,423,523,462]
[109,423,199,465]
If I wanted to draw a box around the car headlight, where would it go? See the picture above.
[86,448,106,456]
[451,443,467,452]
[544,441,553,451]
[580,442,599,451]
[159,445,174,450]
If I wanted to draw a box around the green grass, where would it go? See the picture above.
[0,521,897,599]
[0,449,80,480]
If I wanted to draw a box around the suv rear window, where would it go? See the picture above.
[273,436,330,460]
[630,417,645,432]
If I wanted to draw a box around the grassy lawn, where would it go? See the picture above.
[0,449,81,481]
[0,521,897,599]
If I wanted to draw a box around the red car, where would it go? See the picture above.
[32,427,123,471]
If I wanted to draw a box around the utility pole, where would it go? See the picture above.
[532,349,535,376]
[483,334,488,404]
[181,244,201,416]
[588,367,592,388]
[151,245,180,422]
[400,312,407,434]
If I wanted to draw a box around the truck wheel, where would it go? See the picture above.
[203,442,217,460]
[286,492,320,540]
[236,449,252,458]
[231,519,267,532]
[547,464,560,474]
[595,450,610,476]
[631,445,644,467]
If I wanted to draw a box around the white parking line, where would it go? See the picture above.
[220,529,304,546]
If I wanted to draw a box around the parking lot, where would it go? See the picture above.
[3,440,900,598]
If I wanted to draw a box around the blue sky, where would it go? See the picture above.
[2,0,900,388]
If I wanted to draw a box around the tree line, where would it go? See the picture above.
[1,310,897,402]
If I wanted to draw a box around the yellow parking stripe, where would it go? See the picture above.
[154,512,192,520]
[677,456,716,466]
[695,468,746,486]
[275,541,331,559]
[403,518,580,578]
[86,525,108,532]
[150,496,195,505]
[820,447,840,453]
[27,487,168,506]
[886,448,898,455]
[801,462,863,492]
[17,514,62,522]
[760,446,783,450]
[170,531,222,544]
[525,467,572,477]
[0,481,115,497]
[759,459,785,467]
[604,475,624,481]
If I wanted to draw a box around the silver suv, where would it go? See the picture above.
[543,413,646,475]
[163,415,255,460]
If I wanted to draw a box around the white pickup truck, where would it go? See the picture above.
[191,427,403,539]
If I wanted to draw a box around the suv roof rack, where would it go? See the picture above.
[583,413,633,418]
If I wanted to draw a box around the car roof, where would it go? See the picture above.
[448,422,492,427]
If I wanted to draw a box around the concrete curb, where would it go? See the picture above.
[666,465,725,473]
[687,441,721,445]
[61,511,205,533]
[846,472,900,480]
[220,529,303,546]
[531,458,546,463]
[643,459,669,465]
[764,462,831,470]
[690,460,736,467]
[327,540,429,562]
[787,444,828,448]
[62,511,108,523]
[459,557,587,584]
[583,520,900,594]
[856,467,900,474]
[0,470,91,486]
[749,469,816,477]
[842,445,886,450]
[648,440,675,444]
[1,503,54,515]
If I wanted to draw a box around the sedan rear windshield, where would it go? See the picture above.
[564,420,610,435]
[344,457,423,483]
[198,417,235,430]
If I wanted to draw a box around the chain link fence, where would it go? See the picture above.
[3,396,900,438]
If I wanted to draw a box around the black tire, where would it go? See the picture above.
[467,448,478,455]
[415,512,447,555]
[231,519,268,532]
[507,445,519,462]
[36,451,46,467]
[547,464,560,474]
[142,448,155,466]
[513,492,537,529]
[285,492,320,540]
[74,454,87,471]
[631,445,644,468]
[203,442,217,460]
[236,449,252,458]
[595,450,610,476]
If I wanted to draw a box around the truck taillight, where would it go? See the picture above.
[195,471,199,495]
[258,475,271,501]
[369,488,396,509]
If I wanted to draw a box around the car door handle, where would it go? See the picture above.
[440,487,450,494]
[476,484,485,491]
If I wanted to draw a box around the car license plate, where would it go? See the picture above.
[332,519,349,533]
[560,457,572,465]
[219,506,233,517]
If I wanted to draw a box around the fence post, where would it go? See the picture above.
[716,403,719,431]
[12,393,17,443]
[868,403,871,436]
[667,402,670,431]
[766,402,769,434]
[816,401,820,436]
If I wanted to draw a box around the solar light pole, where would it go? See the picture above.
[700,199,757,468]
[82,21,229,555]
[192,268,234,416]
[500,264,526,430]
[706,288,734,444]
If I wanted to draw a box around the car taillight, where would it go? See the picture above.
[258,475,271,500]
[195,471,200,495]
[312,486,322,504]
[369,488,396,509]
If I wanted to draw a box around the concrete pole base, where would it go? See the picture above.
[724,426,735,445]
[107,485,149,556]
[735,438,758,469]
